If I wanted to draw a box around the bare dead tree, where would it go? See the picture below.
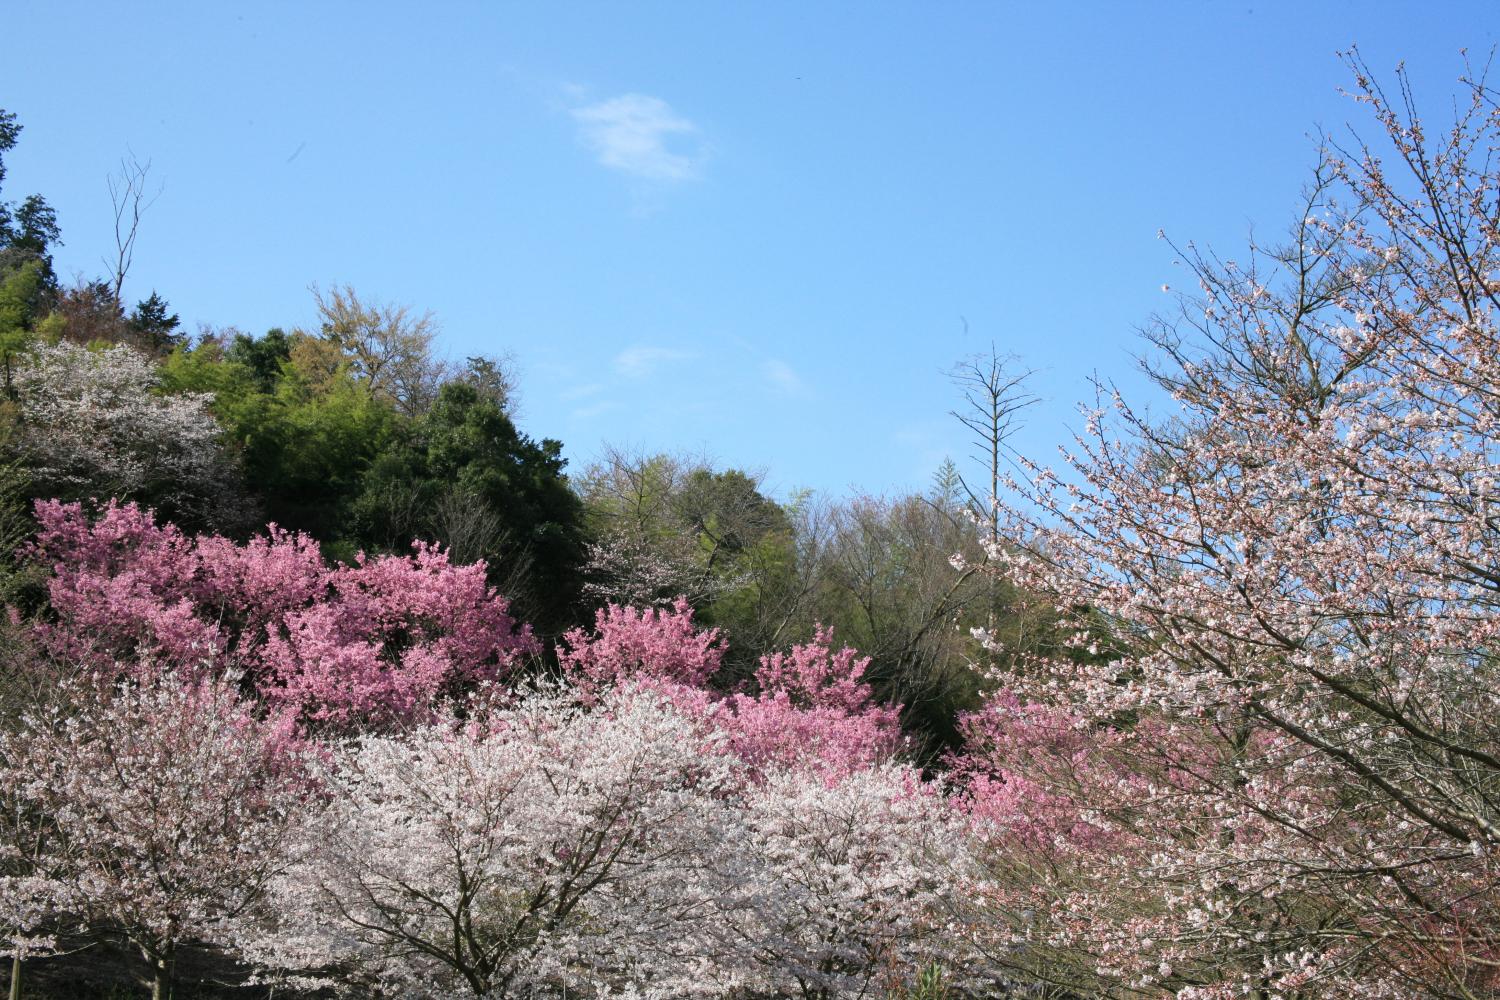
[947,342,1037,546]
[105,154,160,307]
[946,343,1040,670]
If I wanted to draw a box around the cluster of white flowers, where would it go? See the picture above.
[240,687,981,998]
[8,342,239,525]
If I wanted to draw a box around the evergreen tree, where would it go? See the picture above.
[126,291,181,354]
[0,109,60,292]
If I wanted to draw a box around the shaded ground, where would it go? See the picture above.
[14,936,325,999]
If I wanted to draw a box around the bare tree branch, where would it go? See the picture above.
[105,154,160,307]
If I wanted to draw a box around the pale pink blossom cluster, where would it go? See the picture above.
[0,672,308,1000]
[2,673,975,998]
[943,57,1500,998]
[241,687,977,999]
[9,341,243,527]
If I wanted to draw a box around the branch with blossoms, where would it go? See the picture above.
[949,52,1500,998]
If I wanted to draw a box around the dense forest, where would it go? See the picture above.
[2,52,1500,1000]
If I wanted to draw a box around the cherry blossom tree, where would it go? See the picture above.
[582,525,714,609]
[0,671,307,1000]
[6,341,246,530]
[242,683,982,999]
[559,601,902,779]
[957,54,1500,997]
[724,763,985,999]
[713,627,904,779]
[0,780,61,1000]
[558,597,726,695]
[27,499,537,729]
[247,687,743,998]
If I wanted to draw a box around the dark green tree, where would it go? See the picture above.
[126,291,181,354]
[224,327,291,392]
[0,110,60,291]
[352,381,587,633]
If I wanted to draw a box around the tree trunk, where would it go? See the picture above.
[141,942,173,1000]
[8,953,20,1000]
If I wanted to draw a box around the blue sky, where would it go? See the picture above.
[3,2,1494,499]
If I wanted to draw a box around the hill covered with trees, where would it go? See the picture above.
[1,53,1499,1000]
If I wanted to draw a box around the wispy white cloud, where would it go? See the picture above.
[614,345,694,378]
[763,359,807,395]
[571,94,705,182]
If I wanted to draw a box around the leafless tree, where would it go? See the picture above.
[948,343,1037,545]
[105,154,160,307]
[431,486,505,566]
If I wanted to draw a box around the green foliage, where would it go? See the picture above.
[693,487,800,682]
[303,284,446,416]
[0,259,43,334]
[162,330,400,540]
[223,327,290,391]
[351,380,588,633]
[0,260,44,393]
[0,110,16,181]
[5,195,59,260]
[126,291,181,354]
[580,449,791,616]
[460,353,518,411]
[680,467,789,565]
[0,109,60,292]
[897,962,953,1000]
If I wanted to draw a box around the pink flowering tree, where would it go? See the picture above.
[955,57,1500,997]
[0,671,308,1000]
[714,628,903,778]
[557,597,725,694]
[559,601,902,779]
[26,499,537,729]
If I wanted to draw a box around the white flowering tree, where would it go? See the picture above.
[0,671,306,1000]
[0,788,61,1000]
[250,687,745,998]
[724,764,983,999]
[7,341,244,529]
[953,55,1500,996]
